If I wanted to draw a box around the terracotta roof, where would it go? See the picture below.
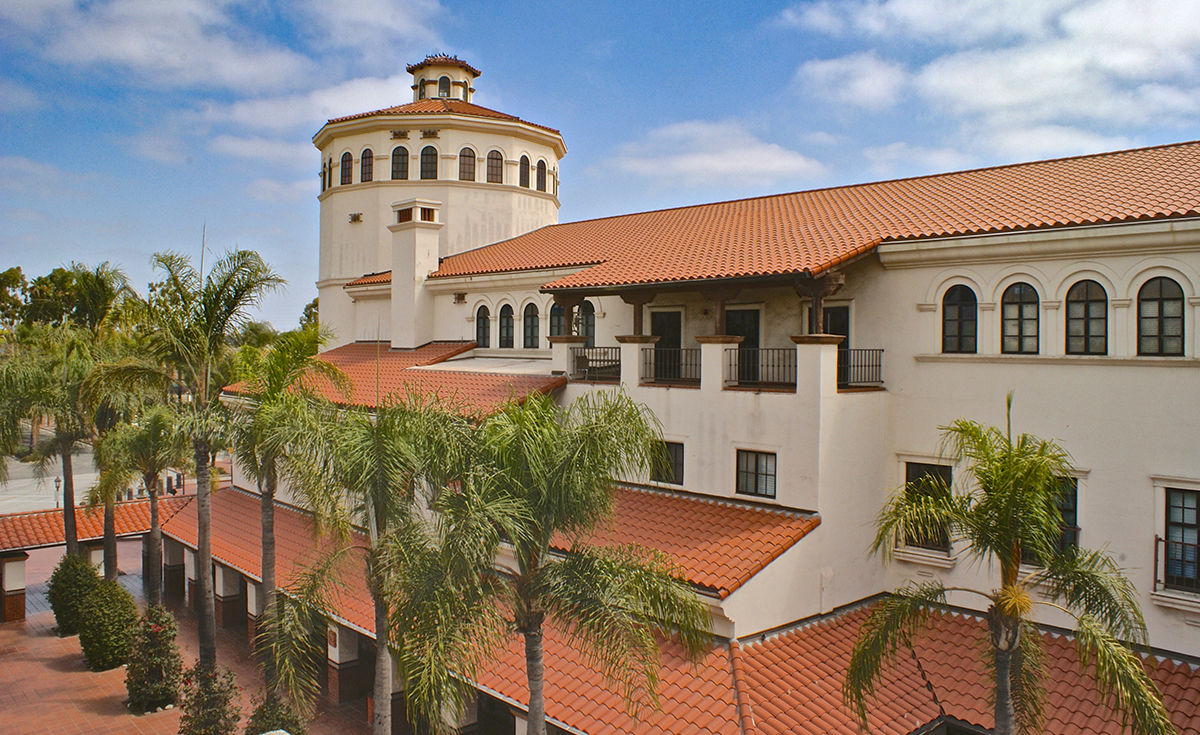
[0,497,189,552]
[343,271,392,287]
[325,98,559,134]
[405,54,481,77]
[430,140,1200,290]
[560,486,820,599]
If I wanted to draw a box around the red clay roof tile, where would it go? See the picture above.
[325,98,559,134]
[343,271,392,287]
[0,497,189,552]
[405,55,482,77]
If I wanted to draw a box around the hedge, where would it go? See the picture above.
[78,579,138,671]
[46,552,100,636]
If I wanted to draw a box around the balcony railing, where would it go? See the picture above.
[724,348,797,389]
[640,348,701,386]
[838,348,885,388]
[1156,535,1199,592]
[569,346,620,383]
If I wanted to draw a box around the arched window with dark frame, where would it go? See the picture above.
[549,304,565,337]
[486,151,504,183]
[1001,282,1039,354]
[420,146,438,180]
[340,152,353,185]
[1066,280,1107,355]
[391,147,408,180]
[1139,277,1185,356]
[321,160,327,192]
[519,155,530,188]
[536,160,546,192]
[580,300,596,348]
[942,285,977,354]
[523,303,540,348]
[499,305,514,348]
[438,76,451,97]
[417,78,426,99]
[475,306,490,348]
[360,149,373,182]
[459,148,476,181]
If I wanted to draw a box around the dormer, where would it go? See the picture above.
[408,54,480,102]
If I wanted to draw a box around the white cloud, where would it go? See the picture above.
[247,178,316,203]
[0,156,98,198]
[972,125,1134,160]
[862,142,972,174]
[210,75,413,133]
[209,136,315,167]
[611,121,825,188]
[805,131,841,146]
[0,79,42,113]
[300,0,442,55]
[777,1,846,34]
[799,53,907,111]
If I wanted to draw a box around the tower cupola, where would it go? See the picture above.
[407,54,481,103]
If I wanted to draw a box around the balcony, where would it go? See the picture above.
[569,346,620,383]
[723,348,797,391]
[838,349,885,389]
[640,348,701,387]
[1156,535,1199,593]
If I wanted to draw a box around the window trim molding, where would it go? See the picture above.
[1152,476,1200,598]
[735,448,778,499]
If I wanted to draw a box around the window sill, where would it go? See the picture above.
[915,354,1200,367]
[894,546,957,569]
[1151,589,1200,614]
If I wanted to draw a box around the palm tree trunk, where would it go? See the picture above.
[146,474,162,607]
[103,498,117,581]
[989,611,1020,735]
[195,439,217,670]
[525,622,547,735]
[61,449,77,556]
[261,465,277,698]
[372,590,392,735]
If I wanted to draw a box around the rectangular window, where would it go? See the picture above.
[396,208,413,223]
[736,450,776,498]
[651,442,684,486]
[1166,488,1199,591]
[904,462,952,552]
[1021,478,1079,565]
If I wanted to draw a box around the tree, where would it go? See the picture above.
[229,325,345,701]
[0,266,26,332]
[299,297,318,329]
[234,321,278,348]
[844,398,1175,735]
[387,390,712,735]
[23,266,77,326]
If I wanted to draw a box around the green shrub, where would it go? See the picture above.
[244,694,307,735]
[179,664,241,735]
[46,551,100,636]
[124,606,183,712]
[78,579,139,670]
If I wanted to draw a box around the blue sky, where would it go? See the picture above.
[3,0,1200,327]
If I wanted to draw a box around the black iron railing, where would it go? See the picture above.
[640,348,701,385]
[569,346,620,383]
[1156,535,1199,592]
[724,348,797,388]
[838,348,885,388]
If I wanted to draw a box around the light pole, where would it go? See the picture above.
[54,476,61,509]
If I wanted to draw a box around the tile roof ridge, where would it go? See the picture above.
[727,639,758,735]
[617,482,818,518]
[739,594,888,647]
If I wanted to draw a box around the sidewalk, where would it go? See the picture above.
[0,544,370,735]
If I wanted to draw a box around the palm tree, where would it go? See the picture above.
[228,325,345,699]
[393,390,712,735]
[844,398,1175,735]
[91,407,191,603]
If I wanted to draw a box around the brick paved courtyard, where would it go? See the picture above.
[0,543,371,735]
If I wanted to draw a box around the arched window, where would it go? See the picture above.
[438,76,451,97]
[420,146,438,180]
[549,304,565,337]
[580,300,596,348]
[942,285,977,354]
[499,305,514,348]
[360,149,373,182]
[1139,277,1185,356]
[475,306,490,348]
[519,155,530,188]
[321,161,327,192]
[487,151,504,183]
[1001,282,1039,354]
[340,152,353,185]
[459,148,476,181]
[536,160,546,192]
[391,147,408,180]
[418,78,426,100]
[461,83,469,101]
[523,304,540,348]
[1066,280,1107,355]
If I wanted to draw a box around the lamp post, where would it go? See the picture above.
[54,476,61,509]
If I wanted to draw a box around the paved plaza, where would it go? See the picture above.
[0,543,371,735]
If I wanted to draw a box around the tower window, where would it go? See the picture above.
[499,305,514,348]
[459,148,476,182]
[418,78,426,100]
[461,82,469,101]
[475,306,490,348]
[519,156,530,188]
[321,161,327,192]
[523,303,540,349]
[391,147,408,180]
[438,76,451,97]
[1065,280,1107,355]
[360,149,373,183]
[536,160,546,192]
[1001,282,1039,354]
[340,152,353,185]
[420,146,438,180]
[1139,277,1185,356]
[487,151,504,183]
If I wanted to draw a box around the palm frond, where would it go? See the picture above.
[1073,615,1176,735]
[870,477,969,561]
[1040,547,1149,646]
